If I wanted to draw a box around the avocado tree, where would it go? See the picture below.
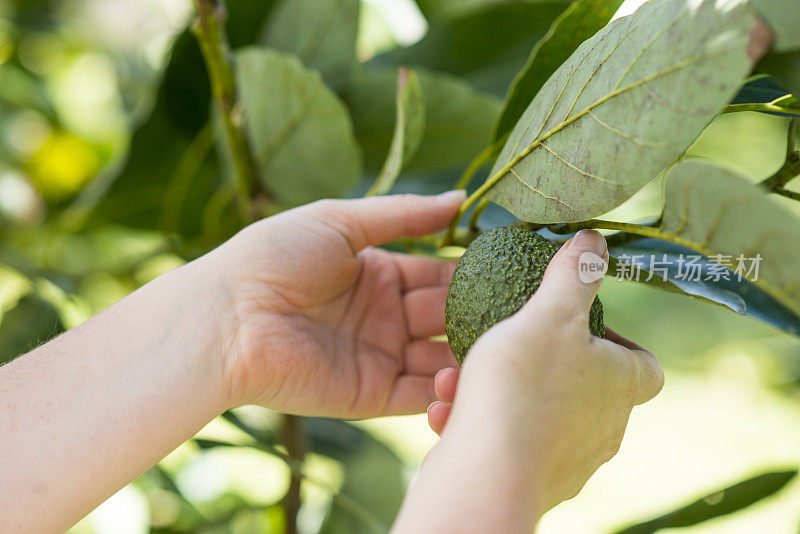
[2,0,800,531]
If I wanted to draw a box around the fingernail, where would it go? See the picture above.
[569,229,607,256]
[436,190,466,204]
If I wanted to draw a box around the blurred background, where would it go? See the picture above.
[1,0,799,532]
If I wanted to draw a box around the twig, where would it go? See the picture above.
[191,0,260,223]
[722,103,800,116]
[773,186,800,202]
[281,414,306,534]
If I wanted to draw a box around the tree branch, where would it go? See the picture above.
[191,0,260,223]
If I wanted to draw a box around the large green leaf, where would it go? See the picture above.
[491,0,624,144]
[344,66,499,174]
[659,160,800,319]
[615,470,797,533]
[749,0,800,52]
[366,68,426,196]
[259,0,359,91]
[483,0,757,224]
[382,1,572,94]
[235,47,362,206]
[77,0,277,236]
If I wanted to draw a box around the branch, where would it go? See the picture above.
[191,0,260,223]
[280,414,306,534]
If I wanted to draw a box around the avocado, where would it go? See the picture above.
[445,225,605,364]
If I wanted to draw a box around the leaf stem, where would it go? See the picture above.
[468,198,489,232]
[772,186,800,202]
[191,0,259,223]
[721,103,800,116]
[547,219,667,239]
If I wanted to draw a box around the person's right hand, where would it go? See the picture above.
[426,230,663,513]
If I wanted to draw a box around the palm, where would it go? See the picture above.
[228,205,457,418]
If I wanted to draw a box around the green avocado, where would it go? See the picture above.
[445,225,605,364]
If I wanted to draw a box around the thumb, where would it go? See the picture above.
[527,230,608,318]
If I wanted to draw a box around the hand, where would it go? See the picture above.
[209,192,464,418]
[424,231,663,515]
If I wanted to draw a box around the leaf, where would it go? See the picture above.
[730,74,800,117]
[366,68,426,196]
[235,47,363,206]
[382,1,572,94]
[749,0,800,52]
[344,66,499,174]
[76,0,277,236]
[615,470,797,533]
[0,293,63,363]
[491,0,624,144]
[659,159,800,320]
[484,0,757,224]
[259,0,360,91]
[757,51,800,103]
[414,0,533,20]
[317,422,405,534]
[609,238,800,336]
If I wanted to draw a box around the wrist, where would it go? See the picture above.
[432,412,548,527]
[151,255,241,412]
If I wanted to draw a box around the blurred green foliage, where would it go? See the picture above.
[2,0,800,533]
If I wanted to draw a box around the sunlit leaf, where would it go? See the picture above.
[344,66,499,174]
[491,0,623,144]
[615,470,797,533]
[658,159,800,320]
[235,47,362,206]
[484,0,757,224]
[260,0,360,91]
[366,68,425,196]
[384,1,571,94]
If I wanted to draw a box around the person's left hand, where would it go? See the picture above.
[208,192,464,418]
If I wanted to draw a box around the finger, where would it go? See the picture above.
[434,367,459,403]
[404,286,448,338]
[309,191,465,251]
[747,17,774,68]
[603,327,647,352]
[405,341,458,375]
[524,230,607,320]
[385,375,437,415]
[630,348,664,405]
[595,337,664,406]
[392,253,456,291]
[427,401,453,436]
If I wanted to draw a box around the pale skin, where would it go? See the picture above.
[0,191,661,534]
[0,21,774,534]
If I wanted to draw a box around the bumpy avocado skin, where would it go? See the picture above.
[445,226,605,364]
